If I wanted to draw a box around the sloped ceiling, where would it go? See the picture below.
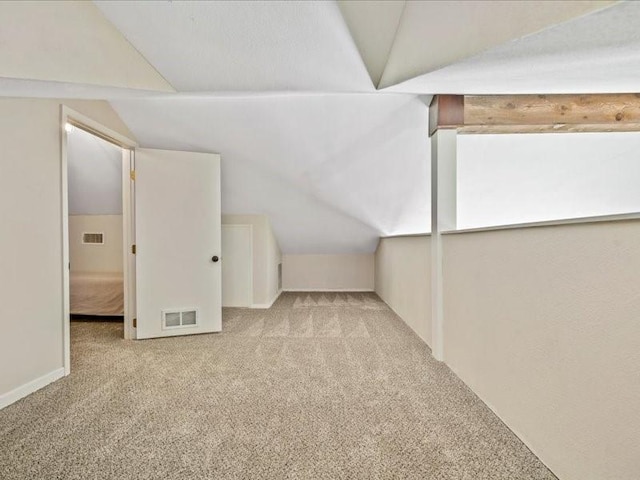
[68,127,123,216]
[110,94,430,253]
[0,0,633,253]
[94,0,374,92]
[0,1,172,92]
[337,0,406,87]
[377,0,614,88]
[385,1,640,94]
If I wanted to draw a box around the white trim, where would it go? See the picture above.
[283,288,375,292]
[252,289,283,309]
[0,368,65,410]
[380,232,431,239]
[122,149,136,340]
[430,128,457,362]
[62,106,138,149]
[441,212,640,235]
[60,105,137,376]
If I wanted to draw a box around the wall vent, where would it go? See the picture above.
[162,309,199,330]
[82,232,104,245]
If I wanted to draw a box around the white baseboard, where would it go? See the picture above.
[283,288,375,292]
[0,367,65,410]
[252,289,283,309]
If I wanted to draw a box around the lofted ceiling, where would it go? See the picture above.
[94,0,374,92]
[0,0,633,253]
[386,0,639,94]
[110,94,430,253]
[68,127,123,216]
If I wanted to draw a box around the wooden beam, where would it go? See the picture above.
[429,95,464,136]
[429,93,640,135]
[458,123,640,135]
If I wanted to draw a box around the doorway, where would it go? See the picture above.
[61,107,137,375]
[61,107,223,374]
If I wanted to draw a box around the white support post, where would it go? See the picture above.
[430,128,457,362]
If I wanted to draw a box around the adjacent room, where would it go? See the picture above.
[1,2,639,480]
[67,124,126,326]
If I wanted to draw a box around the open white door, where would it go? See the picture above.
[134,148,221,339]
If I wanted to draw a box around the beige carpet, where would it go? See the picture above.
[0,292,556,479]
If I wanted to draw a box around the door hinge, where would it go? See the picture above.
[130,170,136,181]
[132,318,137,328]
[131,244,136,255]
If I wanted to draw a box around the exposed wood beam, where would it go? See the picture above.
[429,94,640,135]
[429,95,464,136]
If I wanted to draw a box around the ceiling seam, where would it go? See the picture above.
[375,0,408,91]
[93,3,177,93]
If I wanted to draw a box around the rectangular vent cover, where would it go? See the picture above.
[162,309,199,330]
[82,232,104,244]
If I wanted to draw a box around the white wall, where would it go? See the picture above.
[442,220,640,480]
[222,214,282,306]
[375,236,431,345]
[265,220,282,302]
[0,98,134,408]
[68,215,123,273]
[221,225,253,307]
[283,254,374,291]
[457,132,640,229]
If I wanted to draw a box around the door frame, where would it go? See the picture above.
[60,106,137,376]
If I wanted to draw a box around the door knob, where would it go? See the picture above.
[212,256,219,262]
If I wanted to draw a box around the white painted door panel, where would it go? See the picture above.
[221,225,253,307]
[135,148,221,339]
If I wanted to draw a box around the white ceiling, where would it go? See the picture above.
[377,0,614,88]
[0,1,172,91]
[68,127,123,216]
[110,94,430,253]
[386,1,639,94]
[2,0,636,253]
[337,0,406,87]
[95,0,374,92]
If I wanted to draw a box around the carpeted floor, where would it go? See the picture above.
[0,292,556,479]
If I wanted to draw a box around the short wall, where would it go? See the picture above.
[375,236,431,345]
[282,254,374,291]
[442,220,640,480]
[222,214,282,306]
[68,215,123,273]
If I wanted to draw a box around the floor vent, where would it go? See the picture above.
[162,309,198,330]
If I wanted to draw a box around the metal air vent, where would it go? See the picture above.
[162,309,199,330]
[82,232,104,244]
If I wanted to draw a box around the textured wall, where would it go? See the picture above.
[222,215,281,306]
[265,219,283,304]
[0,98,134,403]
[68,215,123,273]
[442,220,640,480]
[375,236,431,345]
[283,254,374,291]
